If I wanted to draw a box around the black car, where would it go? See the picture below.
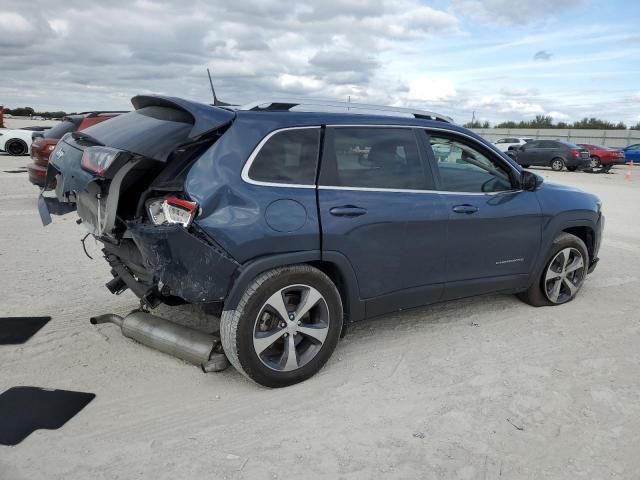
[508,140,590,171]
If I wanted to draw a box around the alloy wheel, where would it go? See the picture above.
[544,247,586,304]
[589,157,600,169]
[551,159,564,171]
[253,284,330,372]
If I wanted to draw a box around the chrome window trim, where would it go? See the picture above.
[240,124,522,194]
[318,185,521,196]
[241,126,321,189]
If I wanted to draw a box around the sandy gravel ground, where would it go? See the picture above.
[1,153,639,479]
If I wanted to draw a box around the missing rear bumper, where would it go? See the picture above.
[127,223,240,304]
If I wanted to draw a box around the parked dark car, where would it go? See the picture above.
[28,112,126,186]
[576,144,626,170]
[622,144,640,164]
[39,96,603,387]
[508,140,590,171]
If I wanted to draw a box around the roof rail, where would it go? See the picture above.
[238,98,453,123]
[76,111,129,117]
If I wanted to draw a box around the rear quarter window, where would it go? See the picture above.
[247,128,320,185]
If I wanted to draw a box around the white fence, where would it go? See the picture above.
[471,128,640,148]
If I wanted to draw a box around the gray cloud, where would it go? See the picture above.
[533,50,553,61]
[0,0,459,111]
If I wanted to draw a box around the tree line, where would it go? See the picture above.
[465,115,640,130]
[1,106,67,119]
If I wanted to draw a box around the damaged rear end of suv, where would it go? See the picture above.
[40,96,239,312]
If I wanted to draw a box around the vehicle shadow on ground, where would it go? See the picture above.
[156,291,523,341]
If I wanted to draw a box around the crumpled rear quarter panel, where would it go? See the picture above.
[128,223,240,303]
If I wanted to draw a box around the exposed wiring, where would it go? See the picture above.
[81,233,94,260]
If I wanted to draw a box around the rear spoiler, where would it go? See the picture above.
[131,95,235,139]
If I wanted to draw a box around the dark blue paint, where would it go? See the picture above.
[183,109,602,318]
[318,188,448,301]
[265,199,307,232]
[40,95,603,317]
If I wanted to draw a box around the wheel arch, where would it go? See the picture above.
[562,225,595,261]
[223,250,365,322]
[527,220,597,290]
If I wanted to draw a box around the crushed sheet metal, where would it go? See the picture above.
[128,223,239,303]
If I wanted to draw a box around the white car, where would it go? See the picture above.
[493,137,533,152]
[0,128,37,156]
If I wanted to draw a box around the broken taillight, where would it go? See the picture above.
[148,197,198,227]
[81,146,123,176]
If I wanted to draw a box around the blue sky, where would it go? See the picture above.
[389,0,640,124]
[1,0,638,125]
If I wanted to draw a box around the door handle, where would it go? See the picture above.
[452,204,478,214]
[329,205,367,217]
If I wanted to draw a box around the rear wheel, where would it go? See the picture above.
[517,233,588,307]
[550,158,565,171]
[6,139,27,156]
[220,265,343,387]
[567,166,577,172]
[589,156,600,169]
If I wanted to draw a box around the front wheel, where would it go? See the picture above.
[589,156,600,169]
[517,233,588,307]
[220,265,343,387]
[550,158,565,171]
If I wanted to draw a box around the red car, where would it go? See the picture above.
[28,112,125,186]
[577,143,626,171]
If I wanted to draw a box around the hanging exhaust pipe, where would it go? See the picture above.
[90,311,229,372]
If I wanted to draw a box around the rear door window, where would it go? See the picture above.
[320,127,430,190]
[247,128,320,185]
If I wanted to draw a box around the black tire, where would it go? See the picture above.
[5,139,27,156]
[521,164,531,168]
[517,233,589,307]
[567,166,577,172]
[550,158,565,171]
[220,265,343,387]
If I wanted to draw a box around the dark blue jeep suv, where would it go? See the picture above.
[40,96,603,387]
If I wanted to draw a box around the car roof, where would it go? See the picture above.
[234,109,471,133]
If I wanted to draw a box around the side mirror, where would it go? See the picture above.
[521,170,543,191]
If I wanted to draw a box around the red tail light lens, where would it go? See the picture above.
[81,146,123,176]
[571,149,580,158]
[161,197,198,227]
